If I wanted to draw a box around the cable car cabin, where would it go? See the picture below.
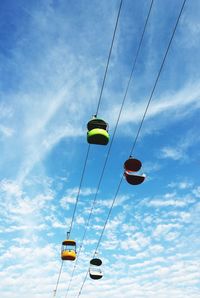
[89,258,103,280]
[124,157,146,185]
[124,171,146,185]
[87,117,109,145]
[61,240,76,261]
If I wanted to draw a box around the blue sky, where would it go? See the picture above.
[0,0,200,297]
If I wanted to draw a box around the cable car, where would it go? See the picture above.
[61,239,77,261]
[124,157,146,185]
[87,116,109,145]
[89,258,103,280]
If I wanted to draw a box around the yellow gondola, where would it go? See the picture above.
[61,239,76,261]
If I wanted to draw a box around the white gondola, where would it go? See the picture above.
[89,258,103,280]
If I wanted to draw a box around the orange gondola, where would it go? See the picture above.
[61,239,76,261]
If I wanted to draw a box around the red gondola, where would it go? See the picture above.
[124,157,146,185]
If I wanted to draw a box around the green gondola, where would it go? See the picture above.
[87,117,109,145]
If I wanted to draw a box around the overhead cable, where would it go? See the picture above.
[52,261,63,297]
[53,1,123,296]
[95,0,123,116]
[76,0,187,296]
[65,1,154,297]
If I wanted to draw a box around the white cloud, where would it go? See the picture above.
[96,194,131,209]
[0,124,14,137]
[181,10,200,48]
[76,216,85,225]
[0,180,22,197]
[148,199,187,207]
[60,187,97,209]
[193,186,200,198]
[121,223,137,233]
[161,146,183,160]
[60,196,76,208]
[160,128,200,161]
[144,192,196,209]
[168,180,193,189]
[65,187,97,197]
[153,223,181,238]
[165,231,180,241]
[121,232,150,252]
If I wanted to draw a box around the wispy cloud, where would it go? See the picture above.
[105,80,200,129]
[160,128,200,161]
